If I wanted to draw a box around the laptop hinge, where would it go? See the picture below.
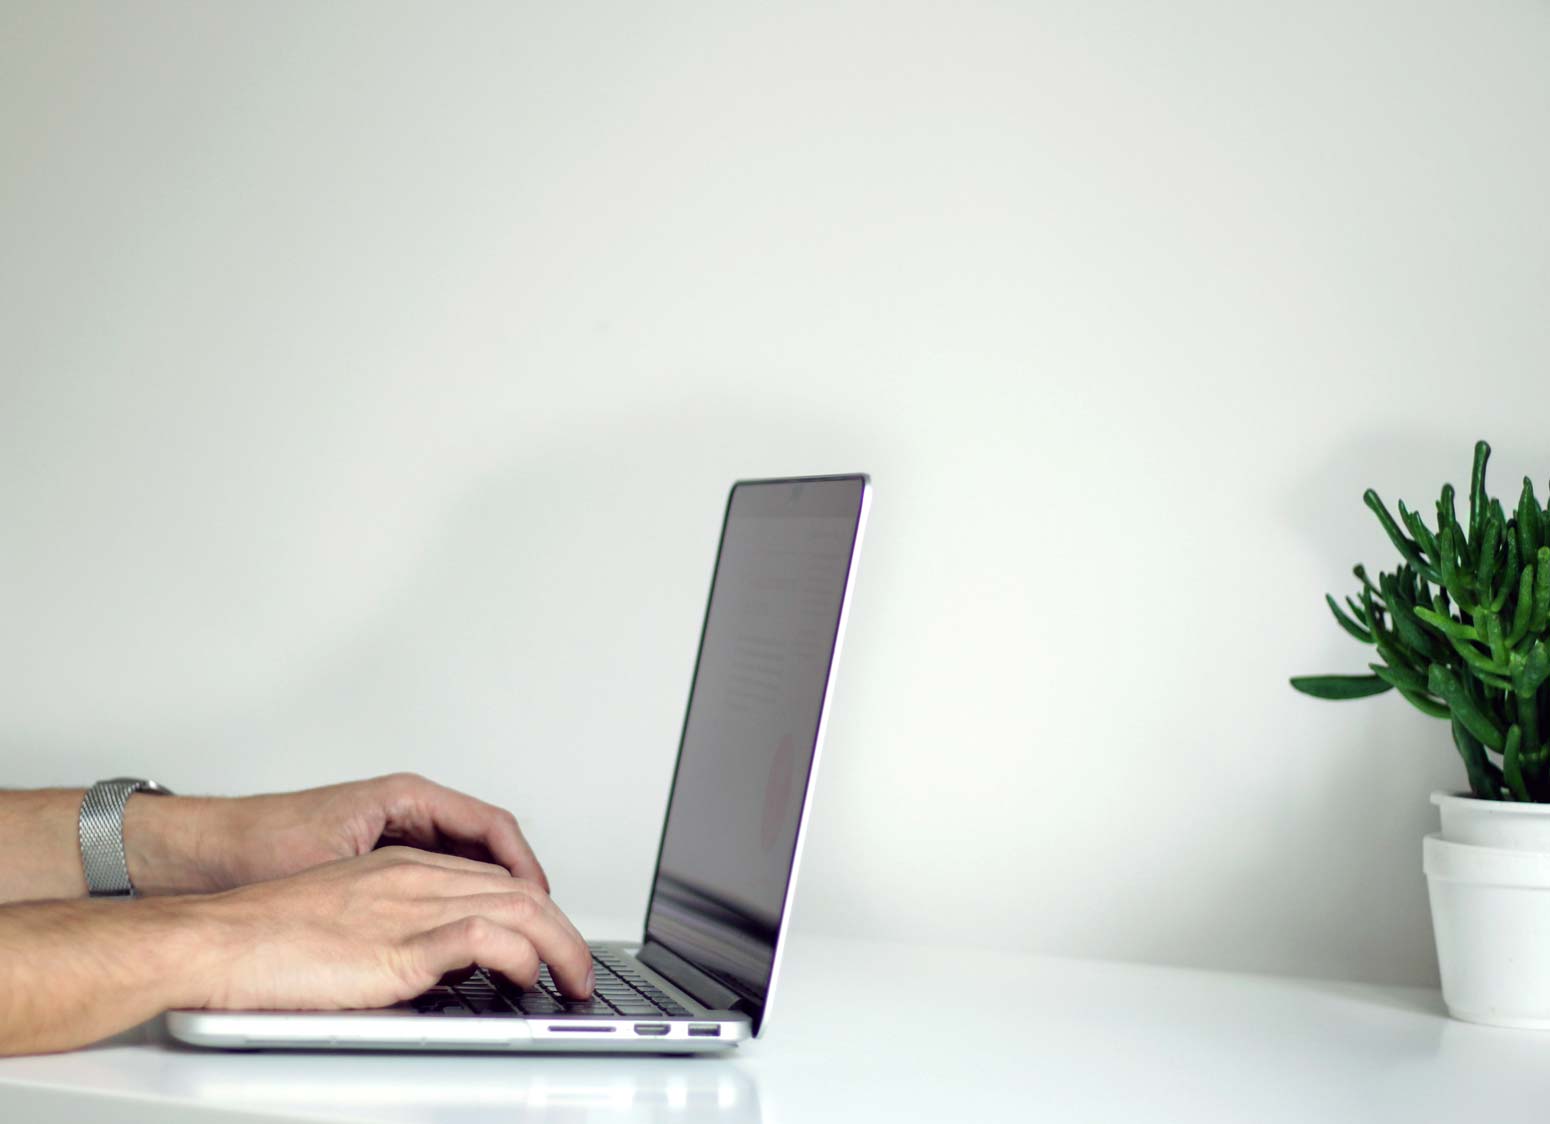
[636,940,746,1012]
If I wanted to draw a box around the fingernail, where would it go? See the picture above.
[585,965,595,994]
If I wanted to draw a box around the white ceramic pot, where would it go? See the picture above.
[1433,792,1550,850]
[1426,793,1550,1028]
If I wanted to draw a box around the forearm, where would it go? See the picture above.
[0,789,88,902]
[0,789,221,904]
[0,896,216,1055]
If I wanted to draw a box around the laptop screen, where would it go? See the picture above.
[643,475,868,1024]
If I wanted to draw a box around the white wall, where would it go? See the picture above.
[2,0,1547,987]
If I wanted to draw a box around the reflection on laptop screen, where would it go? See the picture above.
[645,476,866,1005]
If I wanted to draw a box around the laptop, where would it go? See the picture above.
[168,473,871,1053]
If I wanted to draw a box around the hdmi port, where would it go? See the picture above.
[633,1023,670,1036]
[688,1024,721,1037]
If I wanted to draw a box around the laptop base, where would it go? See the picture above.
[166,941,750,1054]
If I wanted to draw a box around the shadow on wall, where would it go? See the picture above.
[263,392,874,784]
[1138,432,1496,987]
[2,393,876,911]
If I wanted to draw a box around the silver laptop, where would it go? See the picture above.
[168,474,871,1053]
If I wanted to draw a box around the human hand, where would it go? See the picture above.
[126,773,549,895]
[185,846,593,1010]
[0,846,593,1054]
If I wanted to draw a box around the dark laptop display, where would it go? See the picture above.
[644,476,868,1030]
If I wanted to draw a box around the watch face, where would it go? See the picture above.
[104,778,173,795]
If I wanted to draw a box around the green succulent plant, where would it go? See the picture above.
[1292,440,1550,801]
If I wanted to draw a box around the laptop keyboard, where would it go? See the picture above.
[410,946,693,1019]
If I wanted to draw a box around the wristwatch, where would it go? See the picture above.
[78,777,175,898]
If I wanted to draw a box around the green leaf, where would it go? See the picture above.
[1470,439,1492,545]
[1443,630,1509,677]
[1430,664,1505,752]
[1453,509,1477,572]
[1533,547,1550,634]
[1325,594,1374,643]
[1490,532,1519,615]
[1289,675,1394,700]
[1514,640,1550,696]
[1472,669,1515,692]
[1379,572,1437,658]
[1398,687,1451,719]
[1370,663,1451,716]
[1413,605,1479,643]
[1452,720,1500,800]
[1365,489,1439,582]
[1400,499,1441,563]
[1353,563,1382,600]
[1511,648,1543,777]
[1365,585,1419,671]
[1370,661,1428,692]
[1484,611,1508,667]
[1438,525,1472,608]
[1518,477,1541,559]
[1506,564,1535,649]
[1477,510,1503,593]
[1437,482,1458,542]
[1504,725,1529,801]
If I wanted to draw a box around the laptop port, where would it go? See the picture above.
[687,1024,721,1037]
[633,1023,671,1036]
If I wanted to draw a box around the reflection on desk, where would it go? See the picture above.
[163,1041,757,1120]
[4,1017,760,1124]
[8,932,1550,1123]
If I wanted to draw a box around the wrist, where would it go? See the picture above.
[122,795,225,895]
[134,894,233,1010]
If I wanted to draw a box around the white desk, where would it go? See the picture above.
[3,931,1550,1123]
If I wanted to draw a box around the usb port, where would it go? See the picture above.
[633,1023,670,1036]
[687,1024,721,1037]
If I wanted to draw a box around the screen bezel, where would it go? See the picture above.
[639,473,871,1036]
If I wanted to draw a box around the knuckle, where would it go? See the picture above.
[378,772,428,799]
[373,855,427,887]
[502,893,538,922]
[458,916,495,945]
[455,917,492,942]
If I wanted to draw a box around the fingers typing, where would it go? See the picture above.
[428,891,592,997]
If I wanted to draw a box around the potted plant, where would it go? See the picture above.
[1293,440,1550,1028]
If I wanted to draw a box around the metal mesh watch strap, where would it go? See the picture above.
[79,778,173,898]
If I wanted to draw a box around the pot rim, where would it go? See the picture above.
[1433,790,1550,814]
[1425,833,1550,883]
